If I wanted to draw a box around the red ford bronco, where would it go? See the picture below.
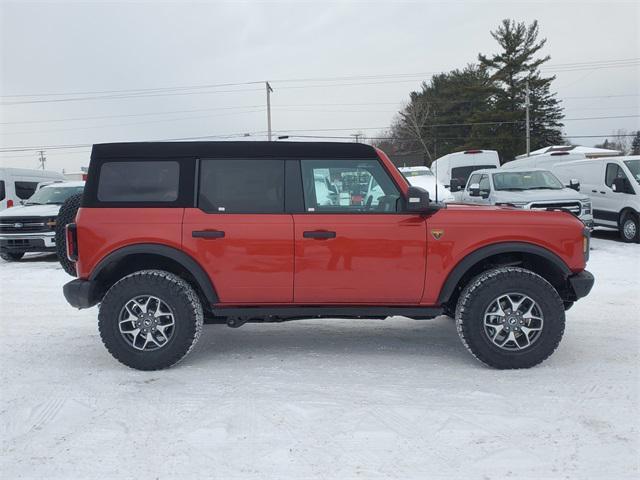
[62,142,594,370]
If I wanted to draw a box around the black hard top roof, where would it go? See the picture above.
[91,141,378,159]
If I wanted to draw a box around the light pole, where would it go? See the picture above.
[525,80,531,157]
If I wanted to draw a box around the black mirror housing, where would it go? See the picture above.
[405,186,431,212]
[568,179,581,191]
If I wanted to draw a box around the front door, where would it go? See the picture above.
[293,158,427,304]
[182,158,293,304]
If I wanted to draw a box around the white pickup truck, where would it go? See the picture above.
[0,181,84,261]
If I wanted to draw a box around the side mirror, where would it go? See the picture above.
[468,183,480,197]
[568,179,580,191]
[405,186,431,212]
[612,177,626,193]
[449,179,462,192]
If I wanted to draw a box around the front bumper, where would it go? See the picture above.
[63,279,101,309]
[568,270,595,300]
[0,232,56,252]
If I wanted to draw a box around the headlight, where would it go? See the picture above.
[581,200,592,215]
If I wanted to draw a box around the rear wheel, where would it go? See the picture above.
[55,193,83,276]
[1,251,25,262]
[455,267,565,369]
[98,270,204,370]
[620,212,639,243]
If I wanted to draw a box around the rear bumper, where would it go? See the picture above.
[568,270,595,300]
[63,279,100,309]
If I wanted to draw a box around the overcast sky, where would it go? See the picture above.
[1,0,639,172]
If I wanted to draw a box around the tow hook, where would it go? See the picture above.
[226,317,249,328]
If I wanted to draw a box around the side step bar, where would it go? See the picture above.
[212,306,443,323]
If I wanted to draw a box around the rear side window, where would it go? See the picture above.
[0,181,5,201]
[97,161,180,202]
[198,159,285,213]
[15,181,39,199]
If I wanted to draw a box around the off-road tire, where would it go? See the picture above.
[1,251,25,261]
[455,267,565,369]
[98,270,204,370]
[619,211,639,243]
[55,193,83,276]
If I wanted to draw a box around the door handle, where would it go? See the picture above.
[303,230,336,239]
[600,191,606,194]
[192,230,225,239]
[592,189,597,193]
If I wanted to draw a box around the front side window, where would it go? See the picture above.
[98,161,180,202]
[301,159,400,213]
[14,181,39,199]
[199,159,285,213]
[479,174,491,192]
[605,163,627,188]
[493,171,563,191]
[467,173,482,189]
[451,164,497,187]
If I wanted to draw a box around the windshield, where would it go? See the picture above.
[25,185,84,205]
[624,160,640,184]
[493,171,564,191]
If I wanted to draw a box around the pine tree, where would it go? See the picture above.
[479,19,564,161]
[631,131,640,155]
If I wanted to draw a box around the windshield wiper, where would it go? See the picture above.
[24,201,44,205]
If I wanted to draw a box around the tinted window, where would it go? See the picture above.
[605,163,626,187]
[0,181,5,201]
[15,181,39,200]
[301,159,400,213]
[451,165,496,187]
[98,161,179,202]
[199,159,285,213]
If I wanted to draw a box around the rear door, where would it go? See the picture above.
[182,158,294,304]
[293,158,426,304]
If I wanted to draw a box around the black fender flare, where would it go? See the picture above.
[89,243,218,304]
[436,242,572,305]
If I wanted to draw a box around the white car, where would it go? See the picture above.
[460,168,593,228]
[0,167,65,211]
[552,156,639,242]
[399,166,454,202]
[0,181,85,261]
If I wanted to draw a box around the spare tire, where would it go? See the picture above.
[56,193,83,277]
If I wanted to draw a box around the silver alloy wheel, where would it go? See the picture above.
[483,293,544,351]
[118,295,175,351]
[623,218,637,240]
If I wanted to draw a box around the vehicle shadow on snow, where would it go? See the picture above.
[187,316,477,367]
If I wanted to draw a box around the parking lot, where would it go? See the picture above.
[0,232,638,479]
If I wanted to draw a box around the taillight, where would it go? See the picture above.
[66,223,78,261]
[7,199,13,208]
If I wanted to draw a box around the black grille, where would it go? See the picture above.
[0,217,51,233]
[530,202,581,216]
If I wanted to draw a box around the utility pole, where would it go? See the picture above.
[525,80,531,157]
[38,150,46,170]
[350,133,362,143]
[266,81,273,141]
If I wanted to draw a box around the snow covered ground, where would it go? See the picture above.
[1,233,638,479]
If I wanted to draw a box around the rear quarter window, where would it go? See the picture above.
[97,161,180,203]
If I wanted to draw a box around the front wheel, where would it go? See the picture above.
[455,267,565,369]
[98,270,204,370]
[1,251,25,262]
[620,212,639,243]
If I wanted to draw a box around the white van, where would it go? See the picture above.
[552,156,640,242]
[430,150,500,196]
[0,168,65,211]
[398,166,454,202]
[501,151,587,171]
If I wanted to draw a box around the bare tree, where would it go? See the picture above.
[395,98,434,163]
